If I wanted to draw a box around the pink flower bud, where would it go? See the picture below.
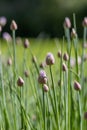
[39,62,46,68]
[82,17,87,27]
[63,52,69,61]
[46,52,55,65]
[23,39,29,48]
[7,58,12,66]
[43,84,49,92]
[10,20,18,30]
[38,70,47,84]
[0,16,7,27]
[74,80,81,91]
[32,56,37,63]
[24,70,29,77]
[84,112,87,120]
[63,17,71,28]
[57,50,62,58]
[62,63,67,71]
[17,77,24,87]
[3,32,12,42]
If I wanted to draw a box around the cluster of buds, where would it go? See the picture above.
[10,20,18,30]
[17,76,24,87]
[63,17,71,29]
[74,80,81,91]
[23,38,29,48]
[38,70,49,92]
[46,52,55,65]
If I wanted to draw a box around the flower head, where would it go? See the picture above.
[71,28,77,39]
[23,39,29,48]
[0,16,7,27]
[7,58,12,66]
[63,52,69,61]
[43,84,49,92]
[46,52,55,65]
[17,76,24,87]
[3,32,12,42]
[10,20,18,30]
[82,17,87,27]
[38,70,47,84]
[74,80,81,91]
[63,17,71,28]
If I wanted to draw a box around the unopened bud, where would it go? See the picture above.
[24,39,29,48]
[43,84,49,92]
[57,50,62,58]
[7,58,12,66]
[24,70,29,77]
[38,70,47,84]
[62,63,67,71]
[46,52,55,65]
[17,76,24,87]
[63,53,69,61]
[84,112,87,120]
[63,17,71,28]
[74,80,81,91]
[10,20,18,30]
[71,28,77,38]
[82,17,87,27]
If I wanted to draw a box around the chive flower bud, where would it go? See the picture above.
[10,20,18,30]
[38,70,47,84]
[84,112,87,120]
[63,17,71,28]
[57,50,62,58]
[24,39,29,48]
[17,76,24,87]
[74,80,81,91]
[43,84,49,92]
[71,28,77,38]
[46,52,55,65]
[82,17,87,27]
[7,58,12,66]
[63,52,69,61]
[24,70,29,77]
[62,63,67,71]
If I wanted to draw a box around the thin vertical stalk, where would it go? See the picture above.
[49,65,59,130]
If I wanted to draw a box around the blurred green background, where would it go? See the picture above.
[0,0,87,38]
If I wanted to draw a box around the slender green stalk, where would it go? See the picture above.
[49,65,59,130]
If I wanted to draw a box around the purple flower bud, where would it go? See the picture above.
[24,70,29,77]
[63,17,71,28]
[10,20,18,30]
[82,17,87,27]
[17,76,24,87]
[74,80,81,91]
[43,84,49,92]
[57,50,62,58]
[7,58,12,66]
[23,39,29,48]
[46,52,55,65]
[32,55,37,63]
[3,32,12,42]
[0,16,7,27]
[63,52,69,61]
[62,63,67,71]
[0,26,2,32]
[84,112,87,120]
[39,62,46,68]
[38,70,47,84]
